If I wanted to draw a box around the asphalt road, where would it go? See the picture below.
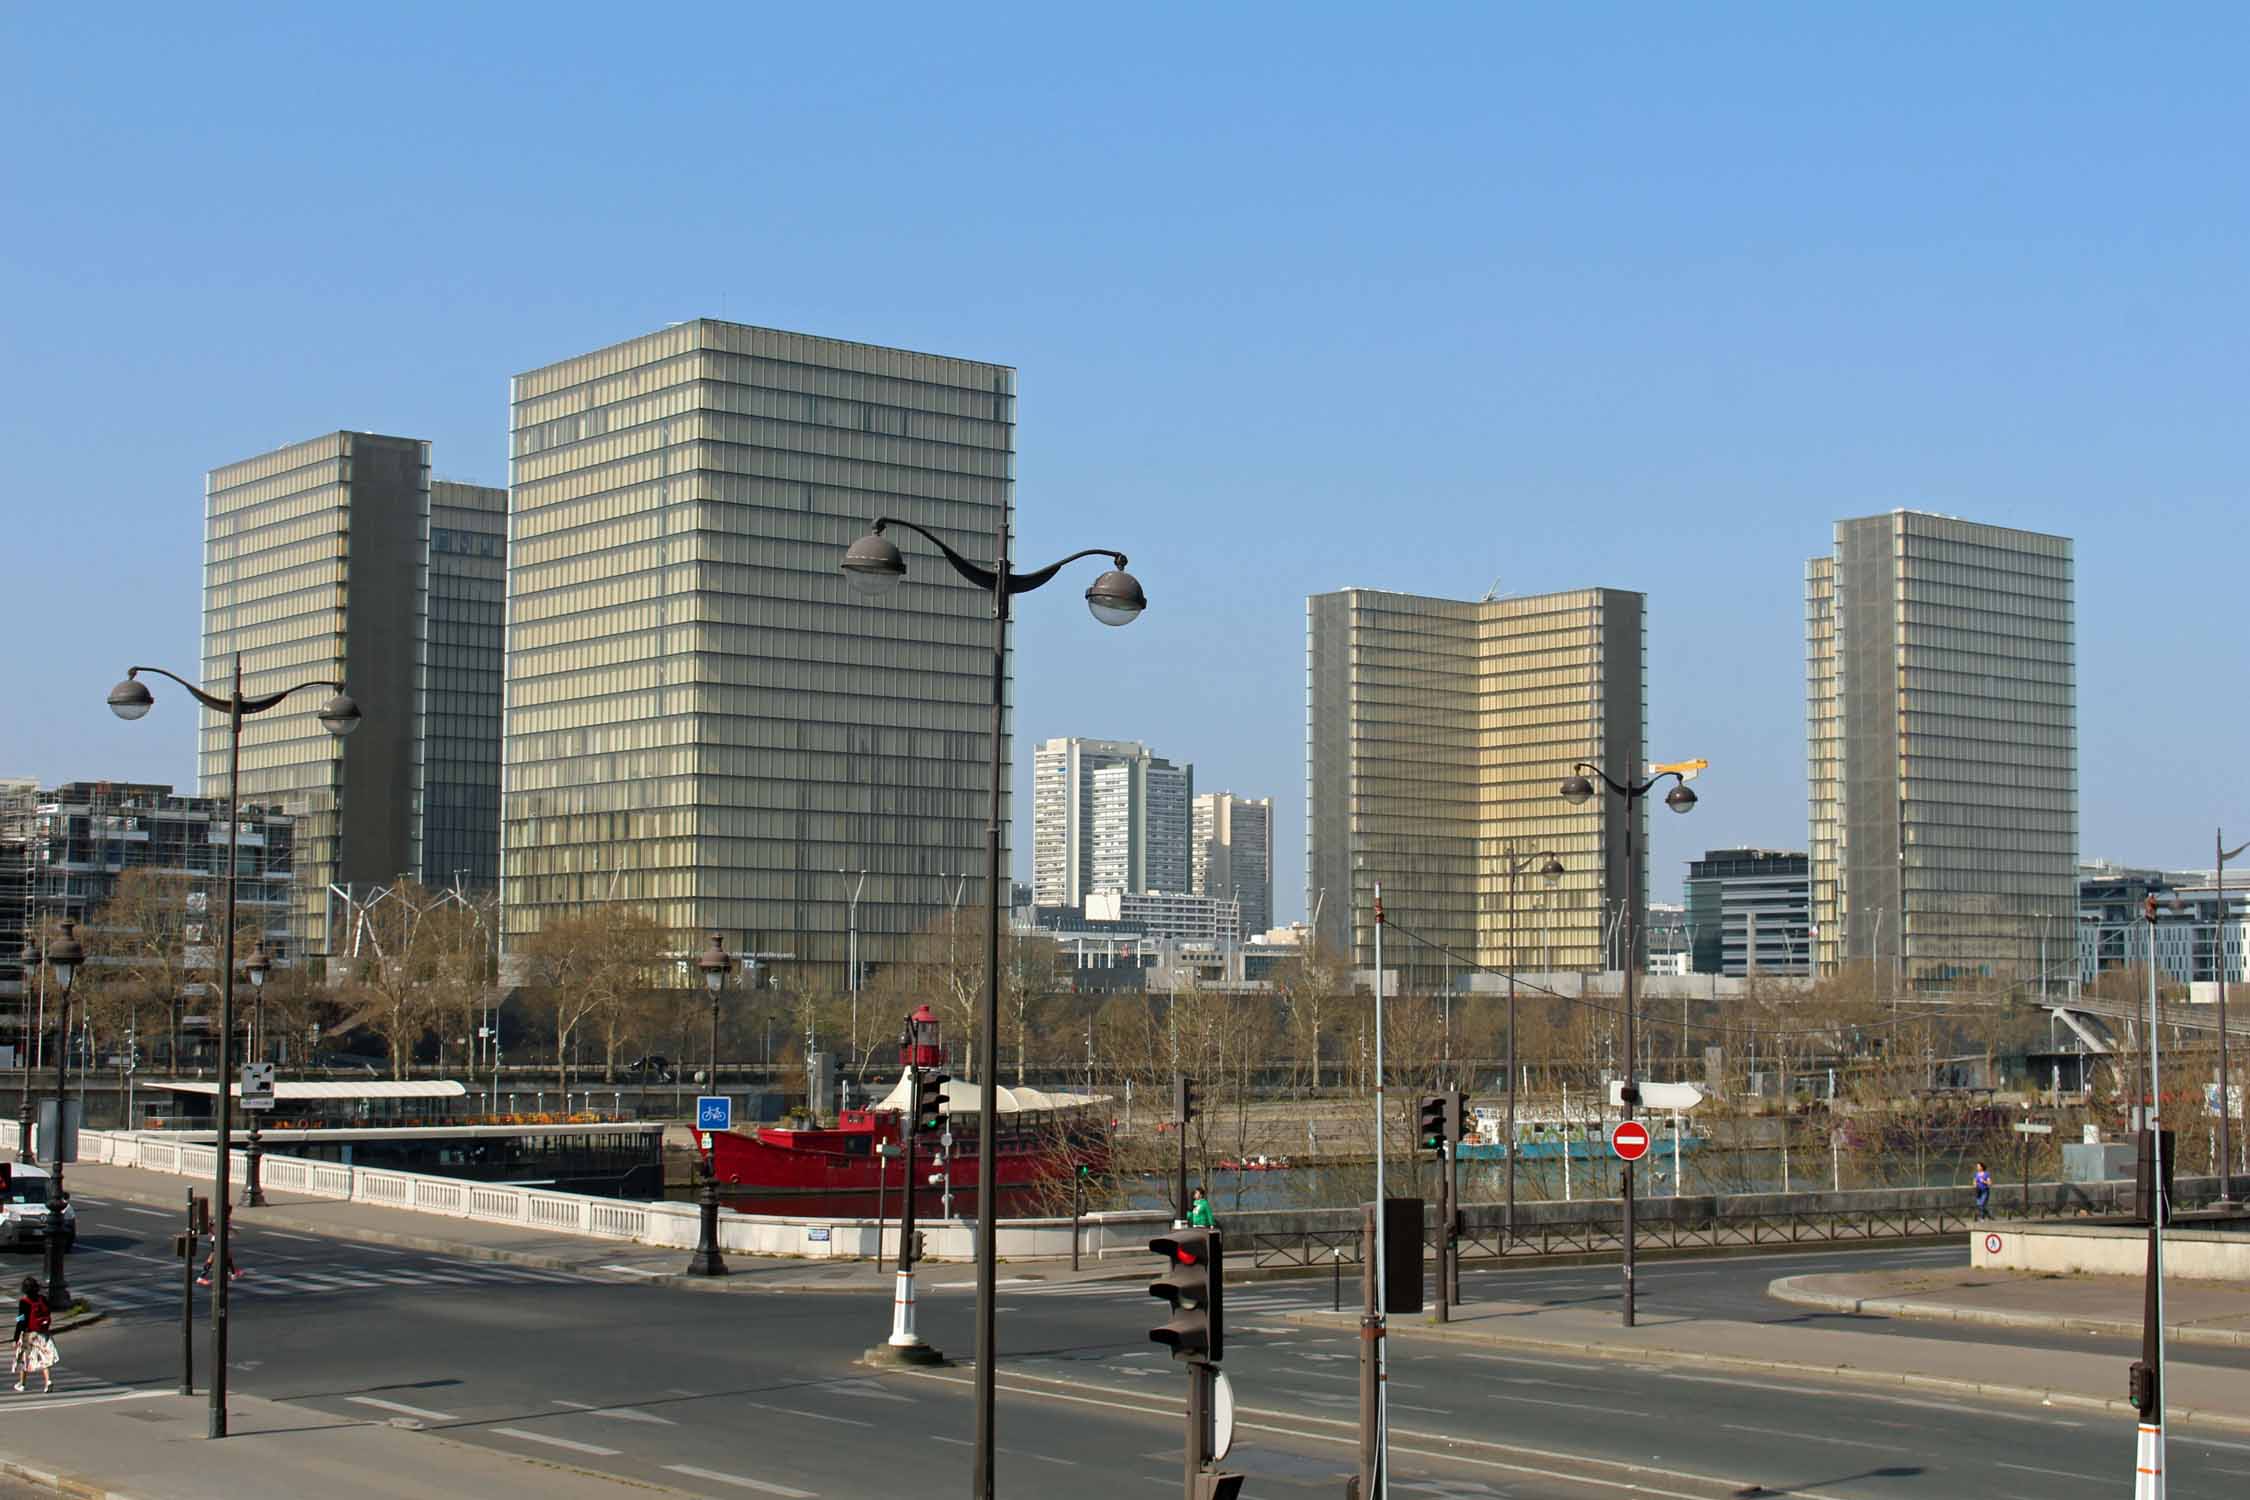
[15,1202,2246,1500]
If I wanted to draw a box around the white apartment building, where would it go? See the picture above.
[1034,738,1192,904]
[1192,792,1273,937]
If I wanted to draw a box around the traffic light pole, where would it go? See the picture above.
[1184,1358,1209,1500]
[1434,1140,1450,1325]
[880,1065,936,1362]
[1175,1074,1193,1224]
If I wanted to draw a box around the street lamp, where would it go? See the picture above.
[1497,848,1564,1246]
[108,659,359,1439]
[688,933,734,1276]
[1558,758,1701,1328]
[242,943,271,1208]
[41,921,82,1309]
[842,513,1145,1500]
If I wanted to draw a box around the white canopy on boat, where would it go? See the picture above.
[149,1080,468,1101]
[867,1075,1106,1116]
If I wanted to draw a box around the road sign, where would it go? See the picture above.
[696,1095,732,1132]
[1212,1370,1236,1461]
[1609,1120,1652,1162]
[2012,1121,2053,1136]
[240,1062,275,1112]
[1983,1232,2004,1255]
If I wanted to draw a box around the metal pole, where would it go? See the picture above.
[971,514,1008,1500]
[1435,1137,1450,1324]
[2138,904,2168,1500]
[1369,881,1390,1499]
[2218,832,2239,1208]
[1070,1169,1081,1272]
[1620,789,1638,1329]
[1505,864,1517,1250]
[42,963,72,1309]
[181,1189,195,1395]
[211,657,241,1438]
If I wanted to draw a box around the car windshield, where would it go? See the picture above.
[2,1186,49,1206]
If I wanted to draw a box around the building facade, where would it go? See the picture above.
[1683,848,1811,976]
[1192,791,1274,937]
[1083,889,1243,947]
[1032,738,1192,906]
[2078,862,2249,991]
[1089,753,1191,896]
[1306,586,1646,987]
[205,433,502,954]
[0,781,295,1010]
[1806,512,2077,991]
[501,320,1013,977]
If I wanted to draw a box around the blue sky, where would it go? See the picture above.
[4,6,2245,916]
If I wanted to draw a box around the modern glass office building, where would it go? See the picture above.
[1192,792,1274,937]
[1306,586,1645,987]
[501,320,1012,976]
[204,433,496,954]
[423,482,509,890]
[1805,512,2077,990]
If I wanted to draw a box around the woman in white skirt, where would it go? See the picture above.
[13,1277,56,1393]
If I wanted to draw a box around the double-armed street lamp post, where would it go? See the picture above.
[1498,847,1564,1245]
[1559,759,1700,1329]
[40,923,84,1309]
[688,933,735,1277]
[108,659,360,1438]
[841,512,1146,1500]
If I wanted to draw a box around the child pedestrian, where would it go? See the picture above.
[13,1277,56,1393]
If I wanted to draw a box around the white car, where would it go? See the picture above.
[0,1166,76,1252]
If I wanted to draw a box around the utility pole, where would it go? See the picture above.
[2216,832,2245,1209]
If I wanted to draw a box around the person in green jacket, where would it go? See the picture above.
[1187,1187,1216,1228]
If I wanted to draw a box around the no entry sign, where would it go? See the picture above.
[1610,1120,1652,1162]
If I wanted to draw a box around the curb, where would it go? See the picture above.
[1767,1274,2250,1349]
[51,1312,108,1336]
[0,1455,139,1500]
[1278,1307,2250,1432]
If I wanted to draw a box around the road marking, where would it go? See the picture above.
[0,1388,166,1413]
[69,1196,108,1205]
[1998,1462,2102,1483]
[929,1436,1076,1466]
[118,1207,170,1219]
[2174,1434,2250,1454]
[1723,1423,1891,1452]
[601,1264,671,1277]
[743,1401,871,1428]
[345,1396,458,1421]
[553,1399,675,1425]
[491,1427,621,1456]
[359,1245,408,1255]
[932,1277,1043,1288]
[1484,1392,1641,1415]
[1460,1352,1606,1373]
[664,1464,815,1496]
[260,1231,321,1243]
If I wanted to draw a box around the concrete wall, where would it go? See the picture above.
[1970,1220,2250,1281]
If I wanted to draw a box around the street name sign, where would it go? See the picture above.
[2012,1122,2054,1135]
[696,1095,732,1132]
[1610,1120,1652,1161]
[241,1062,276,1112]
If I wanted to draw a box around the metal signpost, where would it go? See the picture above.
[2014,1119,2053,1214]
[1610,1120,1652,1164]
[696,1096,733,1133]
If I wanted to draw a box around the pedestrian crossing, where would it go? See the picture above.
[77,1258,586,1317]
[0,1367,156,1412]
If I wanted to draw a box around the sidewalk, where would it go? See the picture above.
[63,1158,1146,1296]
[0,1388,691,1500]
[1283,1278,2250,1430]
[1771,1264,2250,1348]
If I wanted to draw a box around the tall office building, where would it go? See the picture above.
[1032,738,1191,905]
[203,433,505,953]
[1306,587,1646,987]
[1683,848,1811,976]
[502,320,1012,976]
[1806,511,2076,990]
[1192,792,1273,936]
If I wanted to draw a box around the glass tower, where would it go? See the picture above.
[1806,512,2077,990]
[204,432,448,955]
[422,482,508,891]
[1192,792,1274,937]
[501,320,1013,976]
[1306,586,1645,988]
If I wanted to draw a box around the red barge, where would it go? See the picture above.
[694,1008,1107,1217]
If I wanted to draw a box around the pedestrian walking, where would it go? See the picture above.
[1973,1161,1993,1220]
[198,1243,243,1287]
[1187,1186,1216,1229]
[13,1278,56,1393]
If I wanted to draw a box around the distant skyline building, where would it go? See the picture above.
[1032,738,1192,904]
[1306,586,1646,988]
[203,433,503,954]
[1807,511,2076,991]
[501,320,1013,978]
[1683,847,1811,976]
[1192,791,1273,937]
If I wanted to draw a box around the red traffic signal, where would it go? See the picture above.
[1149,1228,1224,1362]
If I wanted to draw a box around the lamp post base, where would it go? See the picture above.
[16,1105,32,1165]
[685,1184,727,1276]
[244,1142,266,1208]
[2135,1421,2166,1499]
[863,1269,942,1365]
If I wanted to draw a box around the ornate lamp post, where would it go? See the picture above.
[687,933,734,1276]
[108,660,359,1439]
[842,514,1145,1500]
[1559,759,1700,1328]
[242,943,271,1207]
[40,922,83,1308]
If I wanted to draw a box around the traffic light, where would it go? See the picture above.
[1149,1228,1224,1362]
[1447,1089,1470,1148]
[1176,1075,1198,1127]
[1417,1094,1447,1157]
[2129,1359,2159,1414]
[1193,1475,1245,1500]
[908,1230,927,1265]
[913,1069,950,1132]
